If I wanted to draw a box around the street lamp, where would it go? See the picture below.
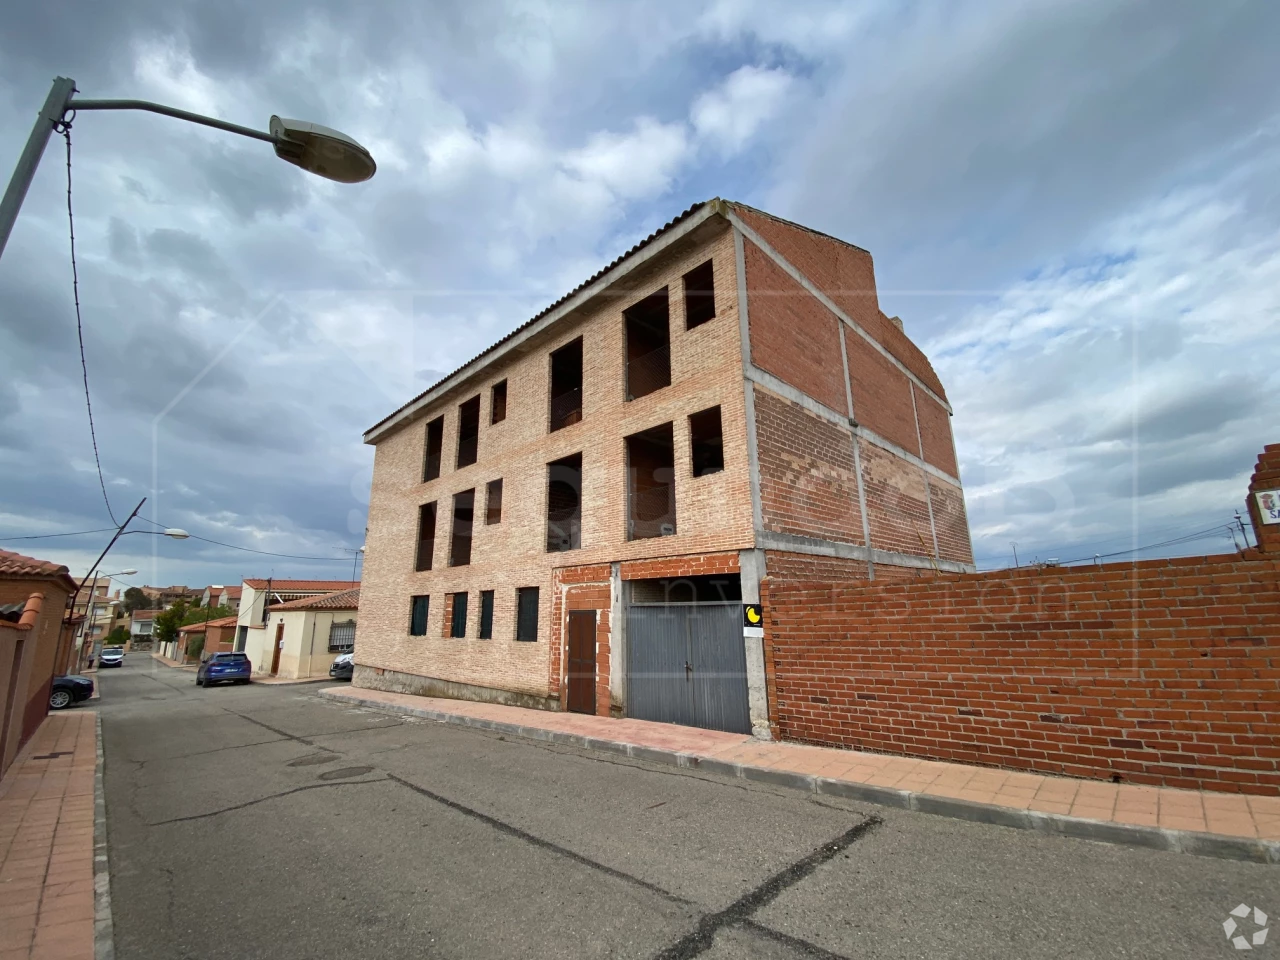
[0,76,376,259]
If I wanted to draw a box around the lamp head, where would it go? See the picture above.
[269,117,376,183]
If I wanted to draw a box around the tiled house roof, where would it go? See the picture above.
[244,579,358,591]
[269,587,360,612]
[0,549,77,591]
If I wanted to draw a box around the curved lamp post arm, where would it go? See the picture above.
[0,76,374,261]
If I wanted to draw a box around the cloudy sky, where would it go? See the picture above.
[1,0,1277,589]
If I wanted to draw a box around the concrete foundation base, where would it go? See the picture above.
[352,664,560,712]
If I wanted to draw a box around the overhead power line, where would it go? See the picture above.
[0,527,116,542]
[137,515,354,561]
[57,115,117,527]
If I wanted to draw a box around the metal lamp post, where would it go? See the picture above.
[0,76,376,260]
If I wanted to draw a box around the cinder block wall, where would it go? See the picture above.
[760,555,1280,793]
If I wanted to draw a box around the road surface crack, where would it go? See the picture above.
[148,778,388,825]
[651,817,881,960]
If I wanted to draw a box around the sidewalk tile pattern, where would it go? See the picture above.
[324,686,1280,846]
[0,711,96,960]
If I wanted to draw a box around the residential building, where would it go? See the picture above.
[233,579,358,654]
[244,587,359,679]
[201,584,243,611]
[176,615,239,663]
[129,609,162,648]
[140,585,203,609]
[0,549,77,776]
[70,577,122,668]
[356,199,974,736]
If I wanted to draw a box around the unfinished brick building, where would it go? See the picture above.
[356,199,974,736]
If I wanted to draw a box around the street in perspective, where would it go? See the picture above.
[2,3,1280,960]
[90,657,1276,959]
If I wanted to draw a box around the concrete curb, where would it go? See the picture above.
[93,713,115,960]
[320,689,1280,865]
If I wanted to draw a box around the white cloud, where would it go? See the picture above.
[563,117,690,200]
[691,65,794,156]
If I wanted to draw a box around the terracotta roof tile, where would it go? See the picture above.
[269,587,360,612]
[180,615,239,632]
[0,548,77,590]
[243,579,358,591]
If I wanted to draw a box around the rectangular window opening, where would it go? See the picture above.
[449,489,475,566]
[486,478,503,525]
[516,587,539,642]
[490,380,507,424]
[546,453,582,552]
[683,260,716,329]
[409,595,430,636]
[415,501,437,571]
[422,416,444,482]
[449,592,468,638]
[625,288,671,400]
[689,406,724,477]
[479,590,494,640]
[549,338,583,431]
[626,422,676,540]
[328,619,356,652]
[456,395,480,468]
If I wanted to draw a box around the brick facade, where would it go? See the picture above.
[358,200,972,720]
[1248,443,1280,555]
[761,555,1280,793]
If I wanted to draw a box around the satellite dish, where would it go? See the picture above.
[269,116,376,184]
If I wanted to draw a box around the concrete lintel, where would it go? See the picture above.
[756,530,975,574]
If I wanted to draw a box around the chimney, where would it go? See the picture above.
[1246,443,1280,554]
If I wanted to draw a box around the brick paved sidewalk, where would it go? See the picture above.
[322,686,1280,862]
[0,711,97,960]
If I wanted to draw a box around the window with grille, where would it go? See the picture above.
[479,590,494,639]
[516,587,539,642]
[328,619,356,652]
[409,595,430,636]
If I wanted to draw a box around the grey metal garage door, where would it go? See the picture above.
[626,602,750,734]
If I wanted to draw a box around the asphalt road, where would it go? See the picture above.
[95,657,1277,960]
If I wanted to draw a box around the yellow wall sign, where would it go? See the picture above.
[743,604,763,628]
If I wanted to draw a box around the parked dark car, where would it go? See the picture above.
[98,647,125,667]
[329,652,354,681]
[197,652,252,687]
[50,675,94,709]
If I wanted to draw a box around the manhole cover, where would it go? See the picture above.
[287,753,338,767]
[317,766,375,780]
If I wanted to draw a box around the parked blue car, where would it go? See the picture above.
[197,652,252,687]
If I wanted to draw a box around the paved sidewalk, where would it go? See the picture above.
[0,711,98,960]
[322,686,1280,862]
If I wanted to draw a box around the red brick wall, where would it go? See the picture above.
[754,390,864,545]
[731,205,947,400]
[929,477,974,565]
[743,242,847,414]
[844,326,918,455]
[1248,443,1280,555]
[913,384,957,477]
[761,555,1280,793]
[859,441,934,556]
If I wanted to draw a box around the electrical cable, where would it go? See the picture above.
[136,515,355,561]
[0,527,116,542]
[57,113,118,527]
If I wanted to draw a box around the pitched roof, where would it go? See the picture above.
[363,199,712,442]
[130,609,164,620]
[244,579,358,591]
[222,586,243,599]
[269,587,360,612]
[0,549,77,590]
[179,615,238,633]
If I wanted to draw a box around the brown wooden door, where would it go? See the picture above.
[270,623,284,675]
[566,610,597,715]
